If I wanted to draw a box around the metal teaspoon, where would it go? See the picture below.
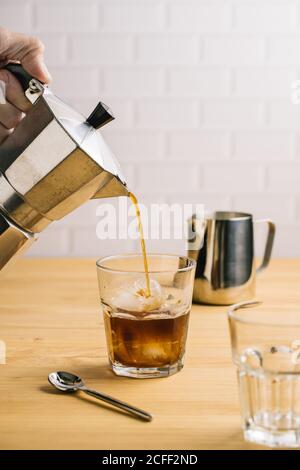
[48,371,153,422]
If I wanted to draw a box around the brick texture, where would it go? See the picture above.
[1,0,299,257]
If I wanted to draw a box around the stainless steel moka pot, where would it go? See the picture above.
[0,64,129,271]
[188,211,276,305]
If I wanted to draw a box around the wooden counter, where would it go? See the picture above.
[0,258,299,450]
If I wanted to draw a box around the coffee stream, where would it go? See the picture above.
[129,193,151,298]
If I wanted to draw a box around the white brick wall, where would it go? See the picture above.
[136,162,199,195]
[1,0,300,257]
[35,3,99,33]
[136,99,199,129]
[102,3,164,32]
[202,162,265,194]
[1,3,32,32]
[71,35,134,65]
[137,34,199,65]
[203,100,265,129]
[103,67,164,97]
[233,131,294,161]
[168,68,231,97]
[168,4,232,32]
[234,68,295,98]
[268,35,300,65]
[203,35,266,65]
[234,4,297,33]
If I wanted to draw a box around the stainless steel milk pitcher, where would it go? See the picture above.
[188,211,276,305]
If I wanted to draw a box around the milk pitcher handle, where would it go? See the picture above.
[255,219,276,273]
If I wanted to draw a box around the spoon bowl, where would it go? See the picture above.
[48,371,84,392]
[48,370,152,422]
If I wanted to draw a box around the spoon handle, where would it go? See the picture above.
[82,387,152,422]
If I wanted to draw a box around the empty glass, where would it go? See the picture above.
[96,254,196,378]
[228,301,300,448]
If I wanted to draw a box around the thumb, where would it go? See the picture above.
[0,27,51,84]
[22,49,52,84]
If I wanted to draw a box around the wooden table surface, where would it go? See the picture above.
[0,258,299,450]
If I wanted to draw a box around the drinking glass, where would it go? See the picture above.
[228,301,300,448]
[96,254,196,378]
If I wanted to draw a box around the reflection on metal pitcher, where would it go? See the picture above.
[188,211,275,305]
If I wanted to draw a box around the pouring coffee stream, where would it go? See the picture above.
[129,192,151,298]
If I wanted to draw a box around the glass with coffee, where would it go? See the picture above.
[96,254,196,378]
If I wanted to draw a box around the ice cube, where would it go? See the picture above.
[140,343,169,363]
[112,278,165,312]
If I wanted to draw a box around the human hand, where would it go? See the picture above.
[0,27,51,143]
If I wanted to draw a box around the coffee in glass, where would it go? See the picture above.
[97,254,195,378]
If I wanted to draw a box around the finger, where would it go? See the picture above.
[0,69,32,112]
[0,27,51,84]
[22,48,51,85]
[0,122,11,144]
[0,102,22,129]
